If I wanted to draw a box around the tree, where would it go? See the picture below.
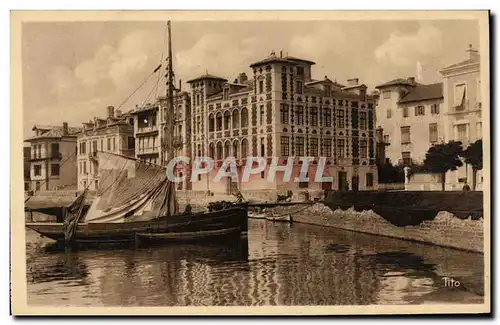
[462,139,483,190]
[423,141,464,191]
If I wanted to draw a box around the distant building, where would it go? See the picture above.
[24,123,81,192]
[23,145,31,192]
[439,44,482,190]
[77,106,135,191]
[375,77,444,166]
[187,51,378,194]
[130,86,192,189]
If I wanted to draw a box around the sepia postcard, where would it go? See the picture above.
[10,10,491,316]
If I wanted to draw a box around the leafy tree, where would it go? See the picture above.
[462,139,483,190]
[423,141,464,191]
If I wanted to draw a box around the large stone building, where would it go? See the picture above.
[440,44,483,190]
[187,51,378,194]
[25,123,81,192]
[375,77,444,165]
[76,106,135,191]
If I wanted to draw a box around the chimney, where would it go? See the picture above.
[62,122,69,135]
[238,72,248,84]
[347,78,359,87]
[467,44,480,61]
[407,77,416,85]
[115,109,122,118]
[280,50,283,58]
[179,79,182,91]
[107,105,115,118]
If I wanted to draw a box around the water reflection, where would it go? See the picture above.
[26,220,484,306]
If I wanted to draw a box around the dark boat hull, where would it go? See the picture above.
[25,207,248,246]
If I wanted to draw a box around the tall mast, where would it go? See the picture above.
[164,20,175,165]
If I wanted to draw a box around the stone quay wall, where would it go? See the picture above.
[268,203,484,253]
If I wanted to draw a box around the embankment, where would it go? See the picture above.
[268,203,484,253]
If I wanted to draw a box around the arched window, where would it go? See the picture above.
[216,112,223,130]
[209,143,215,159]
[216,142,223,160]
[233,141,239,159]
[232,110,240,129]
[208,114,215,132]
[224,111,231,130]
[241,138,248,158]
[224,141,231,158]
[241,107,248,127]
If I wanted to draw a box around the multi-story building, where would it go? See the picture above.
[76,106,135,191]
[187,51,378,194]
[375,77,444,165]
[440,44,483,190]
[130,85,192,189]
[24,123,81,192]
[24,145,31,192]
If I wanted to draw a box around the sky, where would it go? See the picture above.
[21,19,480,138]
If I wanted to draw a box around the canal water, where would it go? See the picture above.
[26,220,484,306]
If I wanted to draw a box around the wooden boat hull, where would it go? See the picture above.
[136,226,242,243]
[25,207,248,246]
[266,214,293,223]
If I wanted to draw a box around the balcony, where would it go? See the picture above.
[136,125,158,135]
[136,147,159,156]
[30,152,62,161]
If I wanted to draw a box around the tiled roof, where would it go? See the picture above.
[26,125,82,141]
[186,74,228,84]
[375,78,416,89]
[249,56,296,68]
[398,83,443,104]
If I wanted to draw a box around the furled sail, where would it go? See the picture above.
[63,188,88,243]
[83,152,178,223]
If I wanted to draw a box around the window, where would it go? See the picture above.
[477,79,481,103]
[310,138,318,157]
[453,83,466,109]
[415,106,425,116]
[384,135,390,144]
[325,85,331,97]
[34,165,41,176]
[366,173,374,187]
[387,108,392,119]
[401,126,411,144]
[260,138,265,157]
[296,106,304,125]
[51,143,60,158]
[35,181,40,191]
[232,110,239,129]
[402,152,412,166]
[431,103,440,114]
[456,124,468,142]
[83,161,87,174]
[80,142,86,155]
[51,163,60,176]
[196,94,200,106]
[383,90,391,99]
[128,137,135,150]
[322,140,332,157]
[324,108,332,127]
[280,104,289,124]
[402,107,409,118]
[241,108,248,127]
[296,137,305,156]
[224,111,230,130]
[429,123,438,143]
[296,66,304,76]
[216,113,222,130]
[223,88,229,100]
[337,109,345,128]
[477,122,482,137]
[259,80,264,94]
[151,114,156,126]
[259,105,265,125]
[112,137,116,151]
[337,139,345,158]
[107,138,111,151]
[310,107,318,126]
[296,81,303,94]
[359,112,367,130]
[359,140,367,158]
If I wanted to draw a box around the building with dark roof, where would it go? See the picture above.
[187,50,379,195]
[24,122,82,192]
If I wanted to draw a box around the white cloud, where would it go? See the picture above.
[375,23,443,67]
[175,34,261,81]
[289,23,347,61]
[48,30,158,104]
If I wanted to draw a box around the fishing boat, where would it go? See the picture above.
[25,21,248,248]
